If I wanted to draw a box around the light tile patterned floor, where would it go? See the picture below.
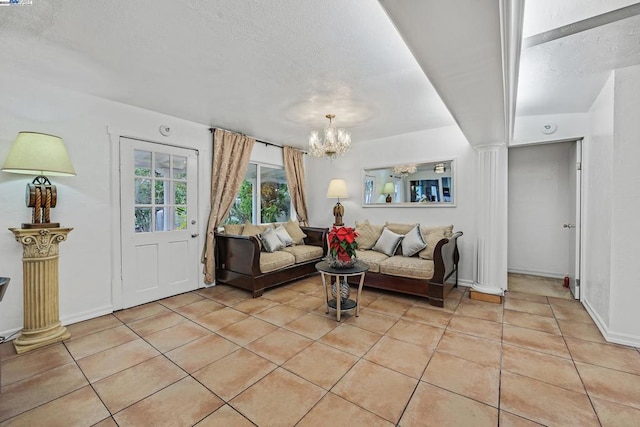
[1,275,640,426]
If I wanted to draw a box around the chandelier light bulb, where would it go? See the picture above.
[309,114,351,159]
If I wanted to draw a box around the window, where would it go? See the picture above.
[134,149,188,232]
[226,163,291,224]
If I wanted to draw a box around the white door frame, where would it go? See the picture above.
[507,137,585,295]
[107,126,204,310]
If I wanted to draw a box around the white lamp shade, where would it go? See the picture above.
[382,182,395,194]
[2,132,76,176]
[326,179,349,199]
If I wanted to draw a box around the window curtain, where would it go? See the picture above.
[202,129,255,283]
[283,146,309,226]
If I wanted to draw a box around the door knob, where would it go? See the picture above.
[563,224,575,229]
[191,233,199,238]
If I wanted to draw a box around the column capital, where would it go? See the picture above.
[10,227,73,258]
[474,142,507,151]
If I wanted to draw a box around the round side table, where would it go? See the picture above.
[315,260,369,321]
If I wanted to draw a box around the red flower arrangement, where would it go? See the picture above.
[327,226,358,268]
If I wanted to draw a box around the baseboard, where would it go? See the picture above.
[583,299,640,348]
[507,268,565,279]
[451,278,473,288]
[61,304,114,326]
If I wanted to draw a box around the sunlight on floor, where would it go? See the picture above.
[508,273,573,300]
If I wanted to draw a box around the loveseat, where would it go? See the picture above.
[348,221,462,307]
[214,221,328,297]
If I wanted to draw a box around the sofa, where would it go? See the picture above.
[214,220,328,297]
[348,221,462,307]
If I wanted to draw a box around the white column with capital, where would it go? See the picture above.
[473,144,508,295]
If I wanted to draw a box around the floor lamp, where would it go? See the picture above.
[2,132,76,354]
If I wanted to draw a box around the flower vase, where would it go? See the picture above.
[331,278,351,304]
[327,255,356,269]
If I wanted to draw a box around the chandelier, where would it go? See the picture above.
[393,164,417,176]
[309,114,351,158]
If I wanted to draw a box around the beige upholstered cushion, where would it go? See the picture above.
[242,222,263,237]
[384,222,417,235]
[260,228,285,253]
[274,225,294,247]
[223,224,244,235]
[282,245,323,264]
[259,251,295,273]
[283,220,307,245]
[418,225,454,260]
[354,220,384,250]
[401,225,427,257]
[379,256,434,280]
[372,228,404,257]
[354,249,389,273]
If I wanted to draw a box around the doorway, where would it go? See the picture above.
[119,137,200,308]
[507,139,582,300]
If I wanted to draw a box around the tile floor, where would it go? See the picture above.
[1,275,640,426]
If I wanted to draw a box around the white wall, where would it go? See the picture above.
[609,65,640,343]
[582,73,614,326]
[305,125,477,285]
[508,142,573,278]
[0,76,212,337]
[512,113,588,146]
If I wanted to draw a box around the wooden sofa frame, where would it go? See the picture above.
[214,226,328,297]
[347,231,463,307]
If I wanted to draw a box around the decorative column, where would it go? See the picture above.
[472,144,508,296]
[9,227,72,354]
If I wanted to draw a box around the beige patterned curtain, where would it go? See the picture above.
[283,146,309,226]
[203,129,255,283]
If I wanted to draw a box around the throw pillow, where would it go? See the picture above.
[418,225,454,260]
[242,221,265,237]
[274,225,294,247]
[223,223,244,235]
[401,225,427,257]
[355,220,384,250]
[372,227,404,257]
[283,220,307,245]
[259,228,285,253]
[384,222,417,235]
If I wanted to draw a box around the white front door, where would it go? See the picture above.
[567,140,582,299]
[120,137,199,308]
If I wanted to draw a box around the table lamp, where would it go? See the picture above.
[382,182,395,203]
[2,132,76,228]
[326,179,349,226]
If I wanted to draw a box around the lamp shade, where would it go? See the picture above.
[326,179,349,199]
[2,132,76,176]
[382,182,395,194]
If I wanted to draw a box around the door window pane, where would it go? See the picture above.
[155,153,170,178]
[135,178,152,204]
[174,182,187,205]
[135,208,151,232]
[175,207,187,230]
[155,180,167,204]
[155,207,171,231]
[134,150,151,176]
[173,156,187,180]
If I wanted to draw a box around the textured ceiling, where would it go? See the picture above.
[517,1,640,116]
[0,0,454,148]
[0,0,638,147]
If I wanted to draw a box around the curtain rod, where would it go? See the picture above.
[209,127,307,154]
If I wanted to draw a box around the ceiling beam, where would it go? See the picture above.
[380,0,520,146]
[524,2,640,48]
